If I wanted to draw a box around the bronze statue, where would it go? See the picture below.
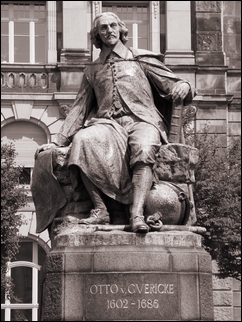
[33,12,197,234]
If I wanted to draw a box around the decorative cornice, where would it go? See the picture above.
[193,94,234,103]
[1,63,57,73]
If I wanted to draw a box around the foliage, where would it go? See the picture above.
[192,131,241,281]
[1,141,27,296]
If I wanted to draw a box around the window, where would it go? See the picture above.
[1,1,46,63]
[1,121,47,168]
[1,120,48,191]
[102,2,149,50]
[19,167,31,185]
[1,239,48,321]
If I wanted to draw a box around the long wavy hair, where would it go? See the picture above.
[90,12,129,49]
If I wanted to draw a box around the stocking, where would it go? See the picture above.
[80,170,107,211]
[130,163,153,219]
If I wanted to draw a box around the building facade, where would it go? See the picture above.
[1,1,241,321]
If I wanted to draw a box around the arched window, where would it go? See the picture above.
[1,120,47,167]
[1,238,49,321]
[1,120,47,184]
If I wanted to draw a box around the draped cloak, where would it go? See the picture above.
[31,45,197,233]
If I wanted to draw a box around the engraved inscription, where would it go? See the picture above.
[89,283,174,311]
[89,283,174,295]
[107,298,159,310]
[85,274,179,320]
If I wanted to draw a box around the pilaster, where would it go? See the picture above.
[62,1,88,50]
[92,1,102,61]
[58,2,91,91]
[47,1,57,64]
[150,1,160,53]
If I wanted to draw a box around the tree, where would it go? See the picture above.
[192,131,241,281]
[1,141,28,298]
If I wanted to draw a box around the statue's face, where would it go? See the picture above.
[97,14,120,48]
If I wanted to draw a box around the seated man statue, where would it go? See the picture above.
[34,12,197,233]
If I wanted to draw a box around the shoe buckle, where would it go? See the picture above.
[133,216,145,223]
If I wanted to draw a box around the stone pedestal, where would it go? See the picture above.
[41,228,214,321]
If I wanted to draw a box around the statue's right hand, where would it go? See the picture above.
[34,143,57,159]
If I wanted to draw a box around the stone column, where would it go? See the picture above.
[165,1,195,65]
[58,1,91,92]
[47,1,57,64]
[60,1,90,64]
[92,1,102,61]
[62,1,88,50]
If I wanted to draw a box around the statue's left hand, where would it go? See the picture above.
[171,82,190,104]
[34,143,57,159]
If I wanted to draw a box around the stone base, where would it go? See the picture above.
[41,230,214,321]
